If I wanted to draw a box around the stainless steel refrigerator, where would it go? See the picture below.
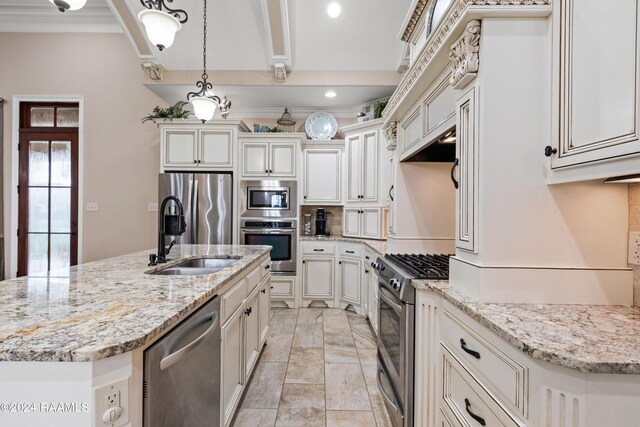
[159,173,232,244]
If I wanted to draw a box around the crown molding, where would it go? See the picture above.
[0,3,122,33]
[228,106,362,119]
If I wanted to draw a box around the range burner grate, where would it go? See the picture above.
[384,253,452,280]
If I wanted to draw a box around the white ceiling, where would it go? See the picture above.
[0,0,412,110]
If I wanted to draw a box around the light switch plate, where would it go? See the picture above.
[86,202,98,212]
[628,232,640,265]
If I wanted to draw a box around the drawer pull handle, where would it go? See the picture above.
[465,398,486,426]
[346,250,355,254]
[261,289,266,294]
[313,249,324,252]
[264,265,270,269]
[460,339,480,359]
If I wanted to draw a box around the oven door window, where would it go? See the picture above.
[243,234,291,261]
[249,189,289,209]
[379,292,401,376]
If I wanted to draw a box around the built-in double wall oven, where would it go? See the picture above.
[240,180,297,275]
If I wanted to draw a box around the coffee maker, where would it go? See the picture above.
[315,208,328,236]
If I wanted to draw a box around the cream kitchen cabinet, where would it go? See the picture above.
[363,248,378,334]
[301,241,336,308]
[162,128,234,169]
[257,275,271,348]
[454,86,479,253]
[345,129,378,203]
[302,144,343,204]
[387,152,396,235]
[415,289,442,427]
[546,0,640,182]
[337,246,362,311]
[240,134,302,178]
[343,207,384,240]
[270,276,295,308]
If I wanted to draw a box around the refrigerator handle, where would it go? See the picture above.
[192,179,199,243]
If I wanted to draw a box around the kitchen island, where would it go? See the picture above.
[0,244,271,427]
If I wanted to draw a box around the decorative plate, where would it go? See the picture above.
[305,112,338,140]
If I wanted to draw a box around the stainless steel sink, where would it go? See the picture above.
[151,257,239,276]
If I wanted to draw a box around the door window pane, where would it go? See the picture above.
[50,188,70,233]
[50,234,71,272]
[29,141,49,186]
[51,141,71,186]
[28,234,48,276]
[30,108,54,127]
[56,108,79,127]
[28,188,49,233]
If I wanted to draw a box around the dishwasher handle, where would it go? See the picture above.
[160,312,219,371]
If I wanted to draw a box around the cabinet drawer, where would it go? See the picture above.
[271,277,295,298]
[246,266,262,293]
[260,257,271,279]
[441,308,528,415]
[441,344,524,427]
[338,244,362,257]
[221,278,247,324]
[301,241,336,255]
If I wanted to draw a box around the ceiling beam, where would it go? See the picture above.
[260,0,292,70]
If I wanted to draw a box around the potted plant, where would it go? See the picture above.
[374,99,389,119]
[142,101,191,123]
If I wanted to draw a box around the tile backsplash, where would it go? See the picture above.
[300,206,343,237]
[629,185,640,306]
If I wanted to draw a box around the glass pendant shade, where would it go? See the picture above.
[190,96,217,122]
[138,9,182,51]
[49,0,87,11]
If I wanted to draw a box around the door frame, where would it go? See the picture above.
[10,95,84,278]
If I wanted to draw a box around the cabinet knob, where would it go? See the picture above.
[544,146,558,157]
[265,169,269,173]
[304,195,307,199]
[261,289,266,294]
[302,260,306,264]
[339,261,342,264]
[193,160,197,164]
[197,160,202,164]
[269,169,273,173]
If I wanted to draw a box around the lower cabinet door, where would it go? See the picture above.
[221,307,244,427]
[244,287,260,381]
[258,276,271,347]
[302,256,335,299]
[339,257,361,305]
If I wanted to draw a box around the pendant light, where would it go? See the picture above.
[138,0,188,51]
[187,0,231,123]
[49,0,87,12]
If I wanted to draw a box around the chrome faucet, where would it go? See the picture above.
[149,196,186,266]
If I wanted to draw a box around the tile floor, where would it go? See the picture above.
[231,308,393,427]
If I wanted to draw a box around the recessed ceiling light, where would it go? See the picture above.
[325,91,337,98]
[327,3,341,18]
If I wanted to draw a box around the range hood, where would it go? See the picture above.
[403,127,456,162]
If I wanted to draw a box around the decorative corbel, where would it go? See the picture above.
[141,63,164,81]
[384,121,398,150]
[449,20,481,89]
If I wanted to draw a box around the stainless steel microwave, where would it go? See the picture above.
[240,180,297,218]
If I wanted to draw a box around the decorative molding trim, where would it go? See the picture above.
[141,63,163,81]
[260,0,292,67]
[385,0,551,121]
[449,20,481,88]
[384,121,398,149]
[228,106,361,119]
[401,0,430,42]
[0,4,121,33]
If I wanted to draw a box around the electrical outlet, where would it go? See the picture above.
[148,202,158,212]
[86,202,98,212]
[104,391,119,409]
[628,232,640,265]
[94,378,129,427]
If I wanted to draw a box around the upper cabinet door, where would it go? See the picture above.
[242,142,269,176]
[343,208,361,237]
[361,208,381,239]
[346,134,362,202]
[199,129,233,168]
[361,130,378,202]
[269,143,297,177]
[551,0,640,169]
[304,148,342,204]
[455,87,479,253]
[164,129,198,167]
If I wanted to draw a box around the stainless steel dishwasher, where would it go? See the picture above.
[143,296,221,427]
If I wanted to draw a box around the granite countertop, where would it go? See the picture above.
[300,235,387,256]
[0,245,271,362]
[413,280,640,374]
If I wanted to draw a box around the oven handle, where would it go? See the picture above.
[240,228,296,233]
[377,367,400,413]
[379,287,403,315]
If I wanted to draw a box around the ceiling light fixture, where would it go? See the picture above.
[327,2,341,18]
[186,0,231,123]
[49,0,87,12]
[325,91,337,98]
[138,0,188,51]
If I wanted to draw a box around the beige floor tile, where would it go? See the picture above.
[326,410,377,427]
[325,363,372,411]
[276,384,325,427]
[347,313,370,326]
[324,334,355,346]
[324,314,353,335]
[241,362,287,409]
[292,323,323,348]
[325,337,360,364]
[367,383,394,427]
[262,334,294,362]
[297,308,323,324]
[323,308,349,317]
[357,346,378,386]
[270,311,298,334]
[233,408,278,427]
[285,347,325,384]
[352,324,377,349]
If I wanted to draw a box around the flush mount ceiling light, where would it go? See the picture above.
[603,174,640,184]
[138,0,188,51]
[49,0,87,12]
[325,91,337,98]
[187,0,231,123]
[327,2,341,18]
